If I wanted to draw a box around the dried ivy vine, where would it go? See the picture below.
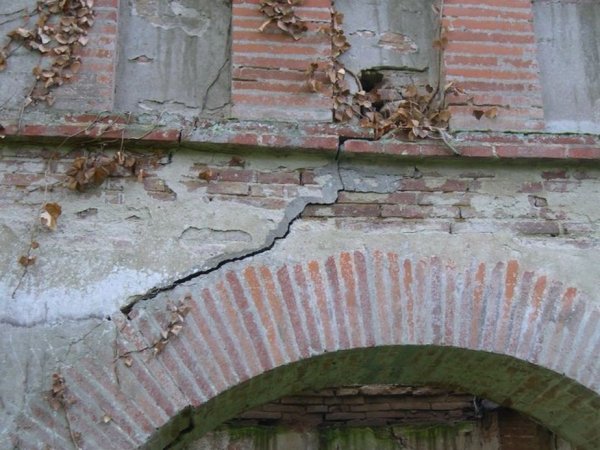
[310,4,463,144]
[12,114,164,298]
[258,1,497,152]
[0,0,95,107]
[48,373,82,449]
[258,0,307,40]
[116,296,192,368]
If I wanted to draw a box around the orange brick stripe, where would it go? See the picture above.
[231,0,334,122]
[12,253,599,448]
[443,0,543,132]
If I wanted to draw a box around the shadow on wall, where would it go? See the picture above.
[150,346,597,450]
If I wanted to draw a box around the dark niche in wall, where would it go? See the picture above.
[335,0,439,94]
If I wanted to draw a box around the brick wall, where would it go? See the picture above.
[231,0,333,121]
[0,0,119,112]
[443,0,544,132]
[228,0,547,130]
[1,0,599,154]
[211,386,559,450]
[2,2,600,450]
[228,385,478,427]
[74,0,119,111]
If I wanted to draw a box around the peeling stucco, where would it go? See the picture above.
[115,0,232,117]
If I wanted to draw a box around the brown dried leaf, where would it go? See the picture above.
[484,107,498,119]
[19,255,36,267]
[198,169,213,181]
[40,202,62,231]
[153,339,167,355]
[228,156,245,167]
[403,85,418,99]
[170,324,183,336]
[432,36,448,50]
[472,110,484,120]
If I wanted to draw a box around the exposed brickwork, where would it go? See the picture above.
[302,165,599,246]
[231,0,334,121]
[229,385,478,427]
[11,253,600,449]
[2,1,600,449]
[54,0,119,110]
[443,0,544,132]
[0,149,325,210]
[3,118,599,160]
[0,0,598,160]
[497,409,554,450]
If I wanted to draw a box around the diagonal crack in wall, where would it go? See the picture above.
[121,158,344,316]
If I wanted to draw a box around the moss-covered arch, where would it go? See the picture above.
[151,345,600,450]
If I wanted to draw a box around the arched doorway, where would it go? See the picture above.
[12,253,600,449]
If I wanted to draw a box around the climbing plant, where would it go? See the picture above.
[0,0,95,106]
[257,0,494,150]
[310,4,464,143]
[258,0,307,40]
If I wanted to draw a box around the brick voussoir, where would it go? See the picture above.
[9,254,600,449]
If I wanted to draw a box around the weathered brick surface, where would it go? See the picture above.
[231,0,333,122]
[2,1,600,449]
[11,250,600,448]
[230,386,481,428]
[0,0,598,159]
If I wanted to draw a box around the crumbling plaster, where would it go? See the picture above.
[0,148,340,326]
[2,148,600,448]
[336,0,437,86]
[115,0,232,116]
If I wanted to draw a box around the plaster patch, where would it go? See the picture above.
[1,268,166,325]
[116,0,231,115]
[377,32,418,54]
[131,0,211,36]
[180,227,252,244]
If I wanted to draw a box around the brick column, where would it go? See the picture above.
[66,0,119,111]
[231,0,334,122]
[443,0,544,132]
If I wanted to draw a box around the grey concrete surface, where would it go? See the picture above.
[336,0,437,87]
[533,0,600,133]
[115,0,232,117]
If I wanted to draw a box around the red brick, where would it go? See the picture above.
[332,204,381,217]
[293,263,322,351]
[568,146,600,159]
[307,260,336,351]
[206,182,250,196]
[277,265,311,358]
[325,255,352,348]
[1,173,43,187]
[514,221,560,236]
[256,171,300,184]
[380,205,426,219]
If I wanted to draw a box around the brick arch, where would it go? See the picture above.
[13,252,600,449]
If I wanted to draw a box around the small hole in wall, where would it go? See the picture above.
[359,69,384,93]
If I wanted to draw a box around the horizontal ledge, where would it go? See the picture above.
[1,116,599,161]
